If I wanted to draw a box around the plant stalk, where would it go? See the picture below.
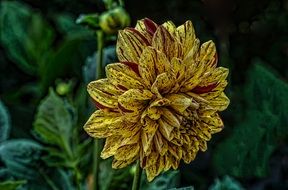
[131,160,142,190]
[92,30,104,190]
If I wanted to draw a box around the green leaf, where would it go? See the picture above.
[99,158,132,190]
[213,62,288,178]
[0,101,10,142]
[209,176,244,190]
[140,170,180,190]
[0,1,54,75]
[0,180,26,190]
[0,139,43,180]
[33,89,76,149]
[168,187,194,190]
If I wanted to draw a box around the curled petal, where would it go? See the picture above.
[165,93,192,114]
[84,110,122,138]
[161,108,181,128]
[135,18,158,43]
[106,63,144,90]
[116,28,149,62]
[158,118,174,141]
[118,89,154,121]
[151,73,174,97]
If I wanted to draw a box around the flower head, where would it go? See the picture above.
[84,18,229,181]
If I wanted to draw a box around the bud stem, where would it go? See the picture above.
[92,29,105,190]
[131,160,142,190]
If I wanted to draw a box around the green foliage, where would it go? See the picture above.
[214,62,288,178]
[33,89,92,188]
[0,139,43,180]
[99,159,133,190]
[34,89,76,148]
[33,89,78,167]
[0,180,26,190]
[0,1,54,75]
[168,187,194,190]
[209,176,244,190]
[0,101,10,142]
[140,171,180,190]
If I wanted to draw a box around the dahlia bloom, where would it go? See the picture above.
[84,18,229,181]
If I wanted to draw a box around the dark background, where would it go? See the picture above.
[0,0,288,189]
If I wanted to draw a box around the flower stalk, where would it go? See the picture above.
[131,160,142,190]
[92,30,104,190]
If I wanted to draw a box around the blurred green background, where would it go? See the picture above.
[0,0,288,189]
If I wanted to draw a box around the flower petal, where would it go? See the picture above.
[84,110,123,138]
[198,40,217,70]
[106,63,144,90]
[161,108,181,128]
[180,40,217,92]
[112,156,137,169]
[165,93,192,114]
[198,67,229,86]
[152,25,183,60]
[162,21,177,36]
[87,79,121,109]
[205,92,230,111]
[101,135,123,159]
[135,18,158,43]
[151,73,174,97]
[158,118,174,141]
[114,143,140,161]
[139,47,170,87]
[118,89,154,122]
[116,28,149,63]
[154,131,168,156]
[176,20,196,56]
[141,120,158,154]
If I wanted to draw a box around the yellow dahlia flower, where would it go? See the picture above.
[84,18,229,181]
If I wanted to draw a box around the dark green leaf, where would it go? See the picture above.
[99,158,133,190]
[140,170,180,190]
[214,62,288,177]
[0,139,43,180]
[0,1,54,75]
[209,176,244,190]
[0,101,10,142]
[0,180,26,190]
[33,89,76,148]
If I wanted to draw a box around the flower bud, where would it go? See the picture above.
[99,7,130,34]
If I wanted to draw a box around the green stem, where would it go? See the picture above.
[96,30,104,79]
[92,30,105,190]
[131,160,142,190]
